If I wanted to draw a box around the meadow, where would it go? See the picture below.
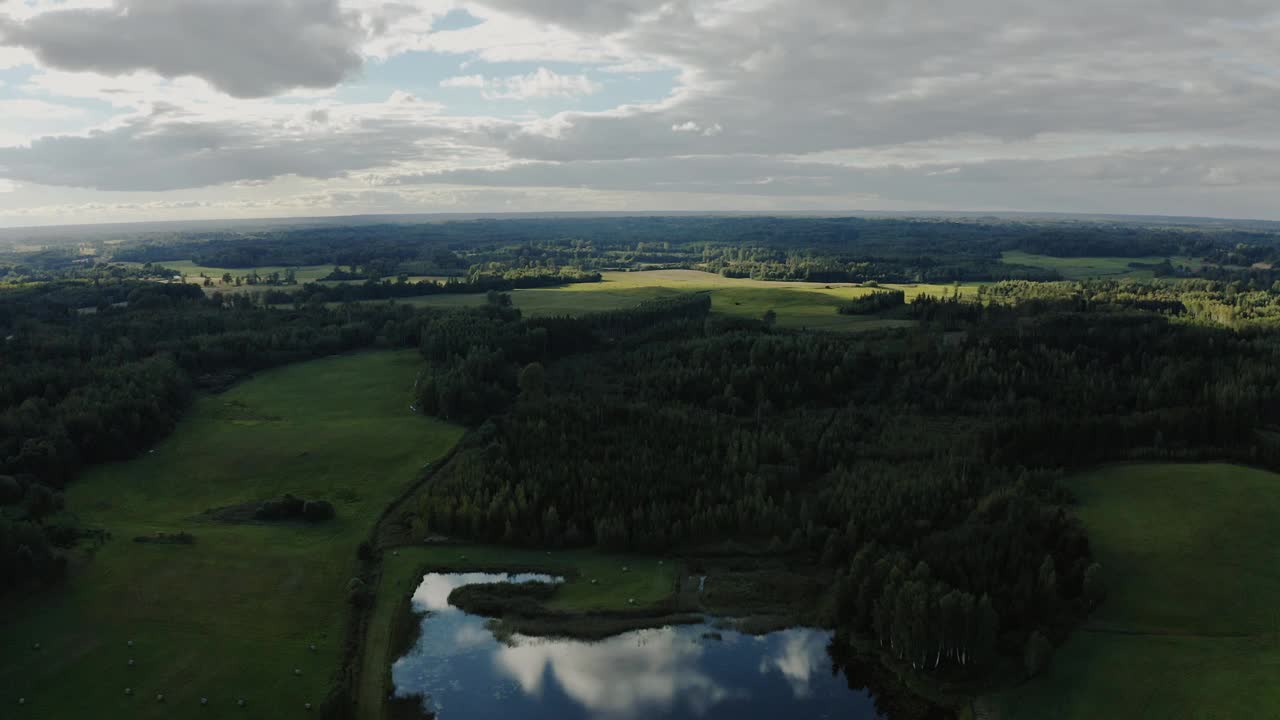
[988,463,1280,719]
[1000,250,1211,280]
[395,269,977,331]
[0,351,463,719]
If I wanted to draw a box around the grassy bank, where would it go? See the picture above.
[987,463,1280,718]
[0,351,463,719]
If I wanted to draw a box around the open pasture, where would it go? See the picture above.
[0,351,462,719]
[989,463,1280,719]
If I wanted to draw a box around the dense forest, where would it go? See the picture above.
[45,215,1280,285]
[10,215,1280,697]
[402,278,1280,683]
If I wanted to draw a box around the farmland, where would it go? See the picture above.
[0,351,462,719]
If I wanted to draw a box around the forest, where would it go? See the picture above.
[32,214,1279,286]
[9,215,1280,706]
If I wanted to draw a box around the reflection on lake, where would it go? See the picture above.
[391,572,886,720]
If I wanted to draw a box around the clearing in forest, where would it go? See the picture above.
[400,269,978,331]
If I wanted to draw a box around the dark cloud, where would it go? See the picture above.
[1,0,365,97]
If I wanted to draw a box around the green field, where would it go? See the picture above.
[999,251,1214,280]
[359,544,677,718]
[0,351,463,719]
[397,269,977,332]
[989,463,1280,719]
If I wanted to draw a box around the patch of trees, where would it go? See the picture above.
[446,581,559,617]
[133,531,196,545]
[838,290,905,315]
[276,267,602,306]
[254,494,336,523]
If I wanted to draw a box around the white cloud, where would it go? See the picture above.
[441,67,600,100]
[440,74,486,89]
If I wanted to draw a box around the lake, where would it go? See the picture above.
[390,571,888,719]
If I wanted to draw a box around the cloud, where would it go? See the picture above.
[471,0,660,33]
[483,0,1280,166]
[1,0,366,98]
[0,105,460,191]
[375,145,1280,219]
[440,67,600,99]
[440,74,486,89]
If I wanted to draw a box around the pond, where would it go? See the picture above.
[390,572,888,720]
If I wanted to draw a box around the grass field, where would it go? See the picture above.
[0,351,463,719]
[988,463,1280,719]
[999,251,1213,280]
[396,269,977,332]
[359,544,677,718]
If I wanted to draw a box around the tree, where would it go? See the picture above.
[1083,563,1106,609]
[1024,630,1053,677]
[0,475,22,505]
[24,485,61,523]
[518,362,546,398]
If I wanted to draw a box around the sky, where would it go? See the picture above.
[0,0,1277,226]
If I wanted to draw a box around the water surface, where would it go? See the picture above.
[391,572,886,720]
